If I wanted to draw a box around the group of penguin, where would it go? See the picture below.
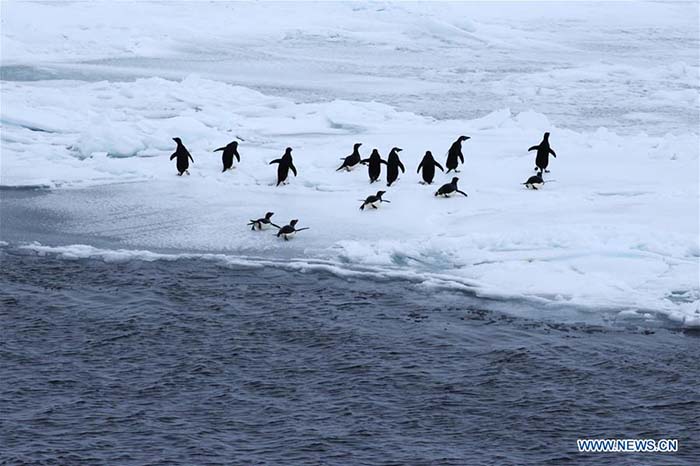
[169,132,558,240]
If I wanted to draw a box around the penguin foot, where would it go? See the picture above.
[545,170,550,173]
[185,170,190,175]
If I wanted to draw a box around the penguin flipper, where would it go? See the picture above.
[296,227,310,232]
[380,159,388,165]
[269,159,282,165]
[336,163,347,171]
[360,158,370,164]
[234,151,240,162]
[170,152,177,160]
[270,223,281,229]
[416,161,423,173]
[290,163,297,176]
[435,162,444,172]
[214,147,225,152]
[398,161,405,173]
[382,200,391,203]
[549,148,557,157]
[528,145,539,152]
[457,189,468,197]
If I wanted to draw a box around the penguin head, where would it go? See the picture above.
[231,141,239,147]
[451,177,460,184]
[353,142,362,149]
[285,147,293,154]
[458,135,470,142]
[544,132,550,139]
[172,137,182,144]
[392,147,403,153]
[371,149,380,156]
[265,212,274,219]
[290,219,299,226]
[376,190,386,197]
[425,150,433,159]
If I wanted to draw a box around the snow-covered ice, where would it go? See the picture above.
[1,1,698,326]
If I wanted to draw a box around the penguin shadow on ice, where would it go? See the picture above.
[170,137,194,176]
[269,147,297,186]
[359,190,391,210]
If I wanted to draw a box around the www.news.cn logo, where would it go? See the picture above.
[577,438,679,453]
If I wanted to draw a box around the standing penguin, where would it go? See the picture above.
[214,141,240,172]
[361,149,387,183]
[170,137,194,176]
[385,148,405,187]
[435,177,468,197]
[247,212,280,230]
[445,135,470,173]
[416,151,444,184]
[528,132,557,173]
[337,143,363,171]
[359,190,391,210]
[276,219,310,240]
[523,171,547,190]
[269,147,297,186]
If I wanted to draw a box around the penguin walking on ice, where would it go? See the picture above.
[337,143,363,171]
[385,148,405,187]
[214,141,240,172]
[360,190,391,210]
[170,137,194,176]
[361,149,387,183]
[269,147,297,186]
[445,135,470,173]
[435,177,468,197]
[528,132,557,173]
[248,212,280,230]
[416,151,444,184]
[277,219,310,240]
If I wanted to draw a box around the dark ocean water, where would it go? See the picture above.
[1,248,698,465]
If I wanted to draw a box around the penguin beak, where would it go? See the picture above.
[397,148,403,152]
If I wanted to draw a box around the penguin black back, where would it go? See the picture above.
[337,143,363,171]
[435,176,468,197]
[361,149,387,183]
[214,141,240,172]
[417,150,444,184]
[269,147,297,186]
[170,137,194,176]
[528,132,556,172]
[386,148,405,187]
[445,135,470,173]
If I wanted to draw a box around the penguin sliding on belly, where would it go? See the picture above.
[416,151,444,184]
[361,149,387,183]
[435,177,468,197]
[337,143,363,172]
[528,132,557,173]
[385,148,405,187]
[522,171,553,190]
[170,137,194,176]
[214,141,240,172]
[276,219,310,241]
[360,190,390,210]
[248,212,280,230]
[269,147,297,186]
[445,135,470,173]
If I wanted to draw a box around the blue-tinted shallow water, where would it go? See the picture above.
[1,247,698,465]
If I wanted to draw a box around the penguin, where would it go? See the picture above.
[247,212,280,230]
[445,135,470,173]
[385,148,405,187]
[214,141,240,172]
[435,177,468,197]
[528,132,557,173]
[269,147,297,186]
[360,149,387,183]
[336,143,363,171]
[416,151,444,184]
[359,190,391,210]
[523,171,545,190]
[170,137,194,176]
[276,219,310,241]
